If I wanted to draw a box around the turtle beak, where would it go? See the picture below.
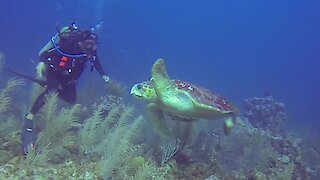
[130,91,141,97]
[133,94,142,98]
[130,87,135,95]
[130,85,141,98]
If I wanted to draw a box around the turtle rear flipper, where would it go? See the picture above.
[223,117,234,136]
[147,103,174,139]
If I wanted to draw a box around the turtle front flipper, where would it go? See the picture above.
[152,58,194,113]
[151,58,177,98]
[147,103,174,139]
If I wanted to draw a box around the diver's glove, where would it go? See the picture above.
[36,62,46,78]
[102,75,110,83]
[21,114,36,154]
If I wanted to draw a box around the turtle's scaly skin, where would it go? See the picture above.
[131,58,239,138]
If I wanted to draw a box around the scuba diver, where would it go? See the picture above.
[20,23,110,154]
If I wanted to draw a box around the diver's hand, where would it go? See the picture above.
[102,75,110,83]
[36,62,46,78]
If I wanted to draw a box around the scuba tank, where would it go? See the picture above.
[50,23,87,58]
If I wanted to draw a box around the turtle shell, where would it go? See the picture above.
[172,80,239,113]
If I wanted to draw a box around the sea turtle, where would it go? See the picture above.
[130,58,239,139]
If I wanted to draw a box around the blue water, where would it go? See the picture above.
[1,0,320,134]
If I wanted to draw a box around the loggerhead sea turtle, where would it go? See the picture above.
[130,58,239,139]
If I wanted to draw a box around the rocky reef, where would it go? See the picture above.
[244,96,288,134]
[0,73,317,179]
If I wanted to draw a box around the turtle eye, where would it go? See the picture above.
[137,84,142,89]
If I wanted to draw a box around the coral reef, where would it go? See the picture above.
[186,118,310,179]
[0,63,315,179]
[34,92,81,163]
[91,94,123,115]
[160,139,181,166]
[244,96,288,134]
[0,91,165,179]
[0,78,24,156]
[105,78,128,97]
[0,78,25,115]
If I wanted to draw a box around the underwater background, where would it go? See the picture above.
[0,0,320,179]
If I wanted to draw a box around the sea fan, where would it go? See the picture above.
[79,102,143,178]
[134,162,157,180]
[101,114,143,178]
[37,92,81,160]
[0,78,24,115]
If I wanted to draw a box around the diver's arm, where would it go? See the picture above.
[37,40,53,77]
[38,40,53,57]
[92,56,105,76]
[92,55,109,83]
[37,35,61,76]
[38,35,60,59]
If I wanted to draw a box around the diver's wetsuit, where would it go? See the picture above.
[30,29,106,114]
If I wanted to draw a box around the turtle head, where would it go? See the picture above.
[130,81,157,103]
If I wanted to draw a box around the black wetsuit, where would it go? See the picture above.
[30,31,105,114]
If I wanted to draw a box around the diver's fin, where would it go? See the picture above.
[4,67,47,87]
